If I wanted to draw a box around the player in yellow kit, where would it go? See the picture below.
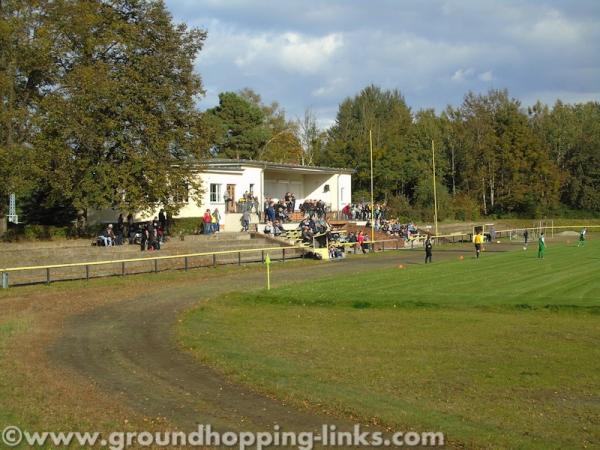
[474,232,484,259]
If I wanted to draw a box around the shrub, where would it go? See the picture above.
[3,224,73,241]
[451,194,480,221]
[170,217,202,235]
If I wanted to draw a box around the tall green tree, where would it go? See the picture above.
[32,0,207,220]
[455,90,561,215]
[321,85,413,200]
[529,101,600,210]
[206,88,302,163]
[204,91,270,160]
[0,0,52,223]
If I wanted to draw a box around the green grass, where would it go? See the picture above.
[0,319,29,426]
[179,240,600,449]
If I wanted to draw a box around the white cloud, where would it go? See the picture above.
[521,90,600,108]
[478,71,493,82]
[526,8,583,45]
[199,23,343,75]
[278,33,344,73]
[311,77,346,98]
[451,68,474,82]
[168,0,600,127]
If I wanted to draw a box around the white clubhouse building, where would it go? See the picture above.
[89,159,353,228]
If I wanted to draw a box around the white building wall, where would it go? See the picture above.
[303,174,329,203]
[239,166,263,201]
[264,172,304,202]
[88,165,352,224]
[338,174,352,209]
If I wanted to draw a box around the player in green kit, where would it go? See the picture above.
[578,228,587,247]
[538,232,545,259]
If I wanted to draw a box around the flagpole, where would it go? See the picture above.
[432,139,439,237]
[369,130,375,242]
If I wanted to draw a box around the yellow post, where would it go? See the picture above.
[265,253,271,290]
[432,140,439,237]
[369,129,375,242]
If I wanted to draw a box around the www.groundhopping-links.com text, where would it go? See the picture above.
[2,424,444,449]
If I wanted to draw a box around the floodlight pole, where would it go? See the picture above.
[369,129,375,242]
[432,140,439,238]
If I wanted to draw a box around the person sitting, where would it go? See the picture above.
[301,226,313,243]
[273,219,284,237]
[99,224,115,246]
[329,244,344,259]
[263,221,274,236]
[298,217,311,230]
[148,224,160,251]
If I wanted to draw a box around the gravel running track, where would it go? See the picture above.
[48,246,507,434]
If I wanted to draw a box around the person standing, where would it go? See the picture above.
[538,232,546,259]
[474,232,484,259]
[127,213,134,243]
[578,227,587,247]
[266,202,276,223]
[357,230,367,254]
[203,209,212,235]
[140,223,149,251]
[524,229,529,246]
[241,209,250,232]
[158,209,167,232]
[212,208,221,233]
[425,236,433,263]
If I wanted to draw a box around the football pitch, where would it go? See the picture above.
[180,239,600,449]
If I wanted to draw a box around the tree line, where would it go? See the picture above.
[317,86,600,220]
[2,1,599,228]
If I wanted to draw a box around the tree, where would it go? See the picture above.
[206,88,304,163]
[0,0,53,224]
[204,91,269,160]
[452,89,562,215]
[321,85,413,200]
[296,109,327,166]
[259,129,304,163]
[28,0,207,221]
[529,101,600,211]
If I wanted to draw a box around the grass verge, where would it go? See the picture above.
[179,240,600,449]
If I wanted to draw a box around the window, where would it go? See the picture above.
[210,184,221,203]
[323,184,330,193]
[249,183,254,194]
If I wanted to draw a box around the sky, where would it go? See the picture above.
[164,0,600,129]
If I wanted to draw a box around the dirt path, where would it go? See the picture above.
[34,245,511,433]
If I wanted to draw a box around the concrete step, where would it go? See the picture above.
[0,235,288,268]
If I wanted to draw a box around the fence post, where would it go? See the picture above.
[154,259,158,273]
[396,240,399,250]
[238,252,241,266]
[261,250,265,263]
[85,265,89,281]
[213,254,217,268]
[184,256,188,271]
[46,268,50,285]
[121,262,125,276]
[282,248,286,263]
[1,272,8,289]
